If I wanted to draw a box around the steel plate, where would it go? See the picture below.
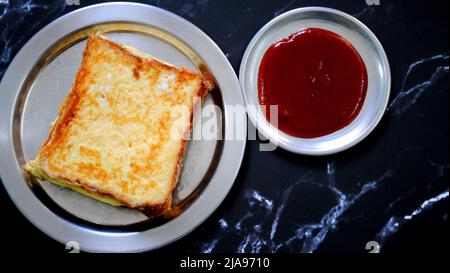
[239,7,390,155]
[0,3,246,252]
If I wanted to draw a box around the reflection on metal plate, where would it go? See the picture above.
[0,3,246,252]
[16,23,223,226]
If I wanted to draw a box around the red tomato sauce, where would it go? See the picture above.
[258,28,368,138]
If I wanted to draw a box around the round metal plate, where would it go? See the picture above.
[0,3,246,252]
[240,7,390,155]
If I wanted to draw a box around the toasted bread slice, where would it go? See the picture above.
[25,35,213,216]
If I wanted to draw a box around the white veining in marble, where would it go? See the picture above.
[1,0,448,254]
[272,164,391,253]
[385,161,448,213]
[273,0,295,17]
[218,218,228,229]
[384,187,416,214]
[199,163,393,253]
[177,0,210,18]
[200,237,221,253]
[388,53,449,115]
[247,189,274,215]
[0,0,66,78]
[375,191,449,249]
[353,5,375,19]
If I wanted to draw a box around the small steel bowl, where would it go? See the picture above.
[239,7,390,155]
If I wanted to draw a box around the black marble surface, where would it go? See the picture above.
[0,0,448,254]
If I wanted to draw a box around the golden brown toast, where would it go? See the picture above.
[26,35,213,216]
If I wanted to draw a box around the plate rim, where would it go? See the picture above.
[0,2,247,252]
[239,6,391,155]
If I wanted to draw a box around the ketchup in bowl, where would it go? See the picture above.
[258,28,368,138]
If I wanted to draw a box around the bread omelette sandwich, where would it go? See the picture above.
[24,34,214,217]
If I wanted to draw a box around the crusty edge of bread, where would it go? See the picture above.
[33,34,215,217]
[160,80,212,217]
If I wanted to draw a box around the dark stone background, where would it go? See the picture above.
[0,0,448,253]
